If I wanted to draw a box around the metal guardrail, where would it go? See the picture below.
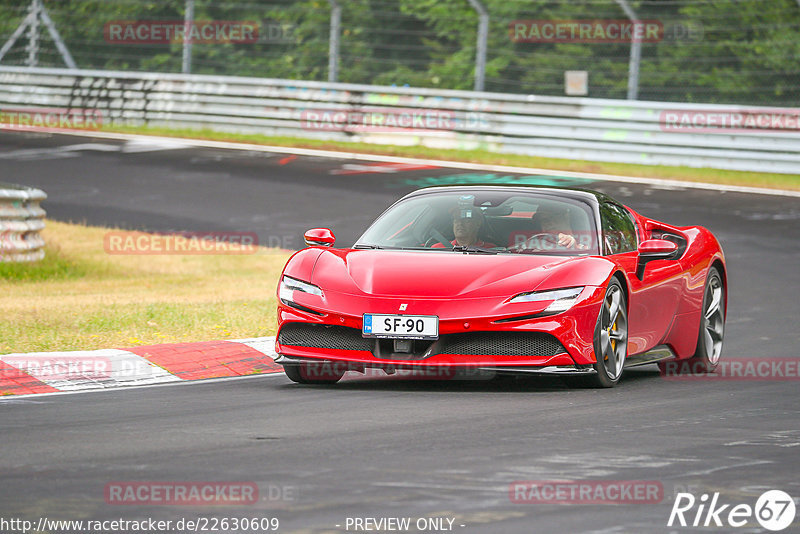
[0,182,46,262]
[0,66,798,174]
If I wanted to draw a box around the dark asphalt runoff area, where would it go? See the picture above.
[1,131,799,533]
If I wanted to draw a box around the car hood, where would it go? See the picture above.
[310,249,588,299]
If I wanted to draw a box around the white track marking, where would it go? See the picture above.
[0,143,118,160]
[120,138,193,153]
[0,371,287,401]
[230,336,278,357]
[0,337,282,397]
[0,138,188,160]
[54,130,800,198]
[1,349,180,391]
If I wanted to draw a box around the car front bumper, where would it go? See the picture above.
[274,285,607,369]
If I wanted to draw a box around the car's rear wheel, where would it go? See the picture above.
[586,278,628,388]
[283,362,345,384]
[659,266,725,375]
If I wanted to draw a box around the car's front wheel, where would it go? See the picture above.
[659,266,725,376]
[283,362,345,384]
[587,278,628,388]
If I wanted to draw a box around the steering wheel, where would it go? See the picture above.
[425,228,453,248]
[512,232,560,251]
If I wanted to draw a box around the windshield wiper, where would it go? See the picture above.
[452,245,499,254]
[354,244,384,249]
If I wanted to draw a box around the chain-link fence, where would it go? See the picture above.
[1,0,798,105]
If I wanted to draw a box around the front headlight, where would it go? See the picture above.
[279,275,324,304]
[508,287,584,315]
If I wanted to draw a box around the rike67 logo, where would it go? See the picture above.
[668,490,796,531]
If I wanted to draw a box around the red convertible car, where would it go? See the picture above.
[274,185,726,387]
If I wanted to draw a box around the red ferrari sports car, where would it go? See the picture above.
[274,185,726,387]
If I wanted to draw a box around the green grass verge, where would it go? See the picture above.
[105,124,800,191]
[0,243,93,282]
[1,221,290,354]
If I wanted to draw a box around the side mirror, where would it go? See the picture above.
[304,228,335,247]
[636,239,678,279]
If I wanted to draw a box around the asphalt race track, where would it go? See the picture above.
[1,131,799,533]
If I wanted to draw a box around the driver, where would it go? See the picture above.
[531,205,588,250]
[433,206,496,248]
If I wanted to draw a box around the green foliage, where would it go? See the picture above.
[0,0,797,104]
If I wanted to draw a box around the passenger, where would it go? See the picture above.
[531,205,588,250]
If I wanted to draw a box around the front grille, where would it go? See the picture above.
[278,323,566,358]
[278,323,373,351]
[434,332,566,357]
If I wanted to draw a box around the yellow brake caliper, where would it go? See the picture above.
[610,320,617,352]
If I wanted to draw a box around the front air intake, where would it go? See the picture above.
[278,323,373,351]
[434,332,566,357]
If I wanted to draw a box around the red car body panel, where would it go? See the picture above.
[274,187,726,374]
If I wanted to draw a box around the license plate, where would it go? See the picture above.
[362,314,439,340]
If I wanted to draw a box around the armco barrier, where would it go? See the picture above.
[0,182,46,262]
[0,66,798,174]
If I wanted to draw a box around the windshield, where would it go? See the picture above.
[355,190,599,255]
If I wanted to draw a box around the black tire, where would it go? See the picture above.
[283,362,345,384]
[582,278,628,388]
[658,266,725,376]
